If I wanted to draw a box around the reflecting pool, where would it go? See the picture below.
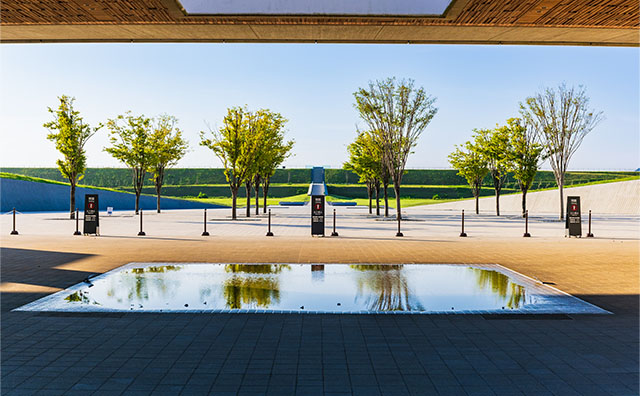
[16,263,610,314]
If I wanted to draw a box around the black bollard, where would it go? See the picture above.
[138,209,146,236]
[523,210,531,237]
[587,210,594,238]
[74,208,81,235]
[10,208,18,235]
[396,215,403,237]
[331,208,339,237]
[459,209,467,237]
[202,208,210,236]
[266,209,274,237]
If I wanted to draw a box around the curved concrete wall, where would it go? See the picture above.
[420,180,640,215]
[0,178,226,212]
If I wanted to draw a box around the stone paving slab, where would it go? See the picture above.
[2,205,638,240]
[1,209,638,395]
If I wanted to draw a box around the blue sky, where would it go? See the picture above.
[1,43,638,170]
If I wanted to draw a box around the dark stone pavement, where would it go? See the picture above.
[1,244,638,395]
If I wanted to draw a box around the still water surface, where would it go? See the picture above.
[64,264,532,312]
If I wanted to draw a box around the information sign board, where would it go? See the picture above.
[311,195,325,236]
[566,196,581,237]
[83,194,99,235]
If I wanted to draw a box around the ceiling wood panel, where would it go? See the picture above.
[1,0,637,45]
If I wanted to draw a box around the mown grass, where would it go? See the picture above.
[193,193,310,207]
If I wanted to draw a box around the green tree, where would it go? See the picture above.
[448,141,488,214]
[521,84,603,219]
[43,95,101,219]
[200,107,262,220]
[344,132,379,215]
[148,115,189,213]
[354,77,437,221]
[242,110,272,217]
[254,112,293,214]
[506,118,543,217]
[474,127,512,216]
[104,112,153,214]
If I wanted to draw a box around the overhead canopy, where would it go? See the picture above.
[1,0,638,46]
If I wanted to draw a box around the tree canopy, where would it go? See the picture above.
[104,112,154,214]
[448,141,488,214]
[44,95,101,218]
[148,114,189,212]
[521,83,603,219]
[353,77,438,221]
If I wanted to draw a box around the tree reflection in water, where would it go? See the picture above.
[350,265,424,312]
[471,268,526,309]
[111,265,183,303]
[223,264,290,309]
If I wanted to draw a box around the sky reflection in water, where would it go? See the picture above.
[64,264,529,312]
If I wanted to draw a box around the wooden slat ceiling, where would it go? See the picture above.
[1,0,638,45]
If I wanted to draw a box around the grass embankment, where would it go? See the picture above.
[0,172,127,193]
[3,171,638,209]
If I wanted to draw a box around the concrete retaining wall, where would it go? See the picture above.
[421,180,640,215]
[0,178,226,212]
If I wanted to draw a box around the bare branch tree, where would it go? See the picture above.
[354,78,437,220]
[521,84,603,219]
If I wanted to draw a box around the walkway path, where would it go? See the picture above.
[1,207,638,395]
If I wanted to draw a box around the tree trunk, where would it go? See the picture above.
[231,188,238,220]
[492,173,501,216]
[135,192,141,215]
[375,182,380,216]
[383,184,389,217]
[367,183,372,214]
[394,183,402,220]
[263,180,270,214]
[254,181,260,216]
[559,179,564,220]
[69,180,76,219]
[475,194,479,215]
[133,167,145,215]
[245,182,251,217]
[155,169,164,213]
[521,189,528,217]
[155,178,161,214]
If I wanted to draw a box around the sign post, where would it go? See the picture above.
[565,196,581,238]
[308,167,327,237]
[311,195,325,236]
[83,194,99,235]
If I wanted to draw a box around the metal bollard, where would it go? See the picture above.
[138,209,146,236]
[396,215,403,237]
[266,209,274,236]
[202,208,210,236]
[331,208,339,237]
[523,210,531,237]
[74,208,81,235]
[10,208,18,235]
[459,209,467,237]
[586,210,594,238]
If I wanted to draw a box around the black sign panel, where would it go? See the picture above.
[311,195,325,236]
[83,194,99,235]
[566,196,581,237]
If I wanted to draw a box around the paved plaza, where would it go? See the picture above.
[1,204,639,395]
